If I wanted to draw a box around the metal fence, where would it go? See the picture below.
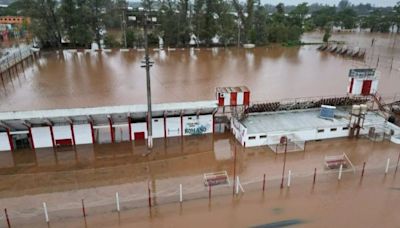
[1,151,399,227]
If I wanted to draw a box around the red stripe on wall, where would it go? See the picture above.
[70,124,76,146]
[108,118,114,143]
[90,122,95,144]
[128,117,132,142]
[164,115,167,138]
[49,126,55,148]
[28,127,35,149]
[349,78,354,94]
[212,113,215,134]
[6,128,14,152]
[180,115,184,137]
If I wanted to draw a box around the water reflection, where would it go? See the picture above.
[0,134,234,174]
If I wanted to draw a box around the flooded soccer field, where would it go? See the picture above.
[0,32,399,111]
[0,32,400,227]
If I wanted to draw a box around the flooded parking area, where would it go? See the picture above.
[0,32,399,112]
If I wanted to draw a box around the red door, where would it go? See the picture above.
[243,92,250,106]
[134,132,145,140]
[361,80,372,95]
[230,92,237,106]
[218,93,224,106]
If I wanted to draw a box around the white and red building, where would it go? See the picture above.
[216,86,250,107]
[347,68,379,96]
[0,101,218,152]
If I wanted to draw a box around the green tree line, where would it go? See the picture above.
[1,0,400,48]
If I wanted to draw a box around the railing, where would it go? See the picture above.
[0,46,33,73]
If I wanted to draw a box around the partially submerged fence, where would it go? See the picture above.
[2,152,399,227]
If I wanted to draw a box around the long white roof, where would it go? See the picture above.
[0,100,218,121]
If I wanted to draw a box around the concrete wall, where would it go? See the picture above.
[152,118,165,138]
[242,125,350,148]
[166,117,181,137]
[0,133,11,151]
[131,122,148,140]
[31,127,53,148]
[73,124,93,145]
[183,115,213,136]
[53,125,72,140]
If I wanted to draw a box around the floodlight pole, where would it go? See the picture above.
[143,12,153,149]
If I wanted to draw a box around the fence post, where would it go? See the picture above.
[179,184,183,203]
[385,158,390,174]
[4,208,10,228]
[338,164,343,180]
[396,152,400,174]
[148,182,152,209]
[361,162,366,178]
[262,174,266,192]
[287,170,292,187]
[116,192,120,212]
[235,176,240,195]
[43,202,49,223]
[81,199,86,217]
[313,168,317,185]
[208,185,211,201]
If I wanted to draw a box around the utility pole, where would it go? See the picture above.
[141,12,154,149]
[121,9,127,48]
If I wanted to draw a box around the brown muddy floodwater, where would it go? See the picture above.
[0,134,400,227]
[0,32,399,111]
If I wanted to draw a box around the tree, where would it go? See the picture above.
[87,0,111,49]
[336,8,357,29]
[59,0,92,47]
[311,6,336,29]
[22,0,63,48]
[288,3,309,27]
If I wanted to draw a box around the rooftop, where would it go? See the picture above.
[241,108,393,134]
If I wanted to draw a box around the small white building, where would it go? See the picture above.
[232,108,400,148]
[347,68,379,96]
[216,86,250,107]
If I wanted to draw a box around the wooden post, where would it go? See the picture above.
[338,164,343,180]
[148,182,152,209]
[4,208,11,228]
[361,162,366,177]
[313,168,317,185]
[81,199,86,217]
[396,152,400,174]
[262,174,266,192]
[208,185,211,201]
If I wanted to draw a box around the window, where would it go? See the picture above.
[330,128,337,132]
[317,129,324,133]
[154,119,159,122]
[188,117,192,120]
[260,135,267,139]
[248,136,256,140]
[342,127,349,131]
